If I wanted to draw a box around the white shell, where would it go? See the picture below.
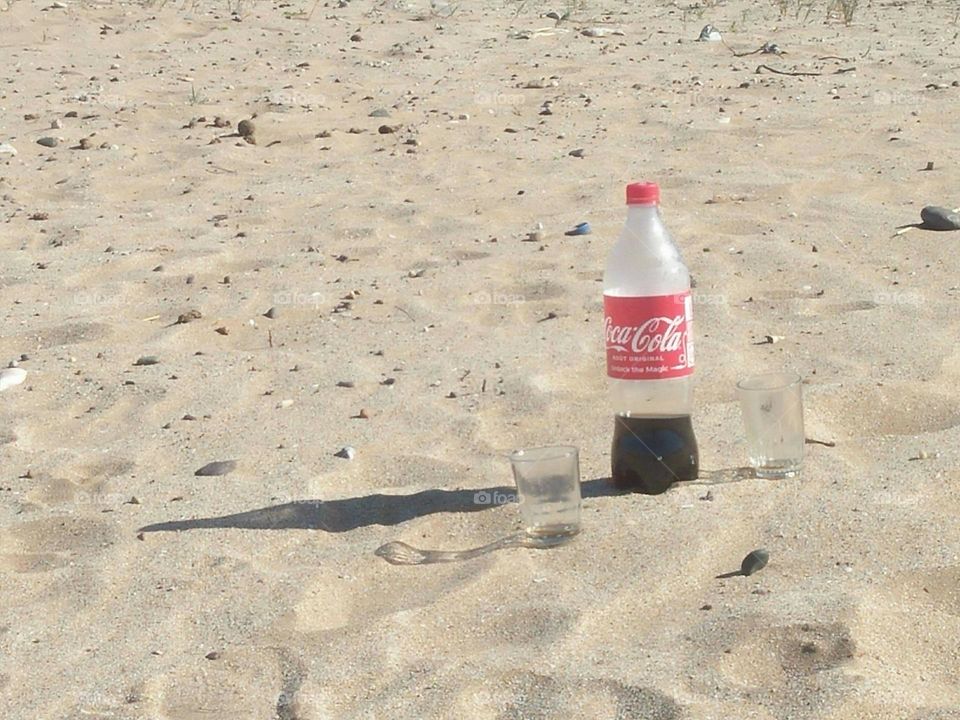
[0,368,27,391]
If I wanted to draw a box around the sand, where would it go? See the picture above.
[1,0,959,717]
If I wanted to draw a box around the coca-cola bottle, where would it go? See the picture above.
[603,181,699,494]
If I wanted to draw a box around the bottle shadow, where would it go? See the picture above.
[138,478,627,535]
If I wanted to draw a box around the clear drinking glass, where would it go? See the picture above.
[736,372,804,478]
[508,446,581,545]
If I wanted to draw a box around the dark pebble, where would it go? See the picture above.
[920,205,960,231]
[194,460,237,477]
[134,356,160,366]
[741,549,769,576]
[263,307,278,319]
[37,137,59,147]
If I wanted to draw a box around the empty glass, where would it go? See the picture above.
[508,445,582,544]
[736,372,804,478]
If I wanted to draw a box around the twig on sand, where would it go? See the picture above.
[756,64,822,76]
[723,39,767,58]
[756,64,856,76]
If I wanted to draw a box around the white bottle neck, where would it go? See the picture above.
[626,203,661,223]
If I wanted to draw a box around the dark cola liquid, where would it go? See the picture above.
[611,414,699,494]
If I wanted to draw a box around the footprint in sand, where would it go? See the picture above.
[16,320,111,349]
[693,618,857,719]
[462,671,681,720]
[815,381,960,436]
[25,455,135,509]
[0,516,117,573]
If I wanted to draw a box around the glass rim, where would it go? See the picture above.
[508,445,579,463]
[736,372,802,392]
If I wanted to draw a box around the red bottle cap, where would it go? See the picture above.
[626,182,660,205]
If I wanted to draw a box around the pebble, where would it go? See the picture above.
[581,27,623,37]
[335,446,356,460]
[920,206,960,231]
[0,368,27,392]
[697,24,722,42]
[78,138,93,150]
[263,307,278,319]
[378,124,400,134]
[176,309,202,324]
[237,119,255,138]
[51,118,63,129]
[134,356,160,366]
[205,651,221,660]
[568,148,585,158]
[0,143,17,156]
[336,380,355,388]
[369,108,391,117]
[194,460,237,477]
[37,137,59,148]
[215,326,229,335]
[740,549,769,576]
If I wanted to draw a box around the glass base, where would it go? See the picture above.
[753,463,801,479]
[524,525,580,547]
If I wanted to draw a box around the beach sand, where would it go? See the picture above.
[1,0,959,717]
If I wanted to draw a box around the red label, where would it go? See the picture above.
[603,293,694,379]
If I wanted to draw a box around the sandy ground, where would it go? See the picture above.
[1,0,959,717]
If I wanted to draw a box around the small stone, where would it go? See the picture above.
[697,24,722,42]
[213,116,230,128]
[568,148,585,158]
[0,368,27,392]
[176,309,202,324]
[378,124,400,134]
[381,377,396,386]
[740,549,769,576]
[133,356,160,366]
[205,651,221,660]
[369,108,390,118]
[194,460,237,477]
[920,206,960,231]
[214,326,229,335]
[237,119,255,138]
[185,275,195,284]
[37,137,59,148]
[336,380,355,388]
[358,408,370,419]
[51,118,63,129]
[335,446,356,460]
[126,496,140,505]
[78,137,93,150]
[350,33,362,42]
[263,307,278,319]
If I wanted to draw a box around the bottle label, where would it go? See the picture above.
[603,293,694,379]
